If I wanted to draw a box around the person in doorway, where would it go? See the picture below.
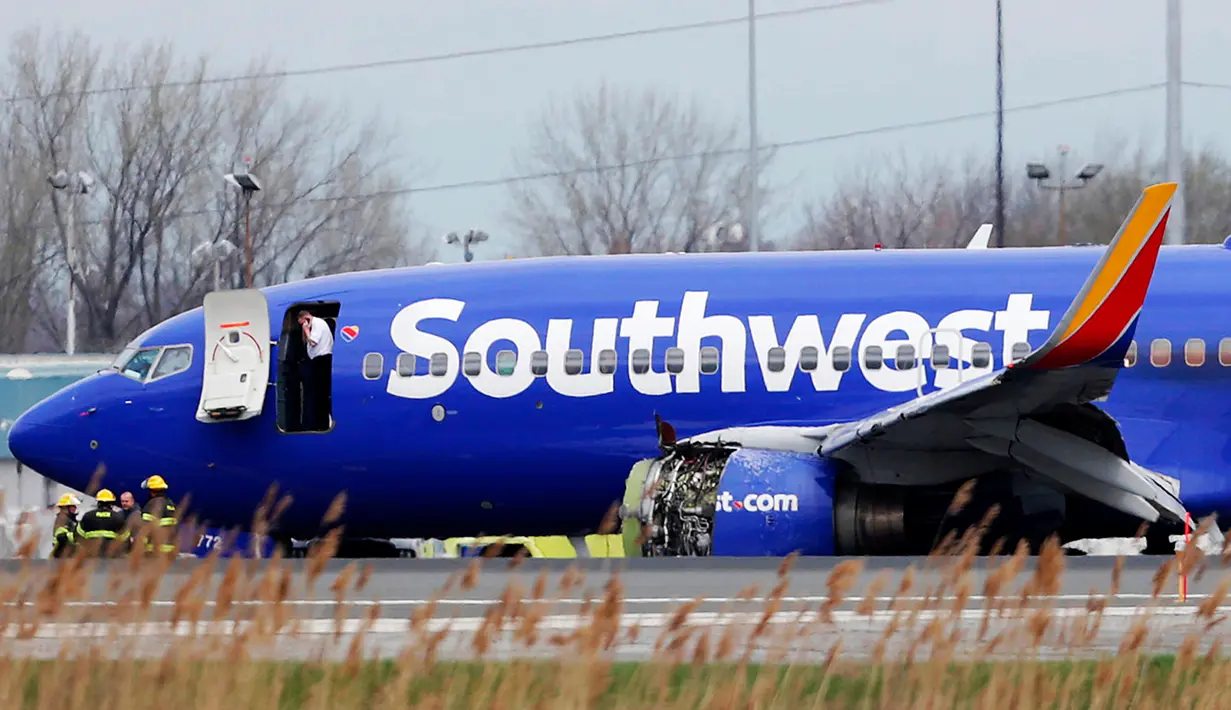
[297,310,334,430]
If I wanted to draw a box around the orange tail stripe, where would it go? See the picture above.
[1030,209,1169,369]
[1057,184,1176,342]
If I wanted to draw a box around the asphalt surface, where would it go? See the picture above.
[1,555,1229,662]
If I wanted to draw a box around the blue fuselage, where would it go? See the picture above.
[10,245,1231,540]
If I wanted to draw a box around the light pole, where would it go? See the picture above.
[1165,0,1185,244]
[224,161,262,288]
[746,0,760,252]
[192,240,238,292]
[994,0,1006,248]
[1026,145,1103,246]
[47,169,95,355]
[445,229,488,263]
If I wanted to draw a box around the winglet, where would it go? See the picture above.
[967,224,992,249]
[1016,182,1176,371]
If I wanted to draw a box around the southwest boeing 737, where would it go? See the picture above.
[7,182,1226,557]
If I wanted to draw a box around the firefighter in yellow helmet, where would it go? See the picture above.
[50,493,81,559]
[77,489,128,558]
[139,476,179,555]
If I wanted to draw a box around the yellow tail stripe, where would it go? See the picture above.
[1059,183,1176,342]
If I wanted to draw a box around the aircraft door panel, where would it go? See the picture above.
[197,289,272,423]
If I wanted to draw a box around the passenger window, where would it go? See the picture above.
[1184,338,1205,367]
[895,344,915,370]
[531,351,549,376]
[799,346,819,372]
[396,353,416,377]
[564,349,584,375]
[930,344,950,369]
[463,352,482,377]
[1011,342,1031,363]
[430,353,449,377]
[699,346,720,375]
[767,347,786,373]
[665,347,685,374]
[971,342,992,368]
[632,349,651,374]
[362,353,383,380]
[1125,341,1137,367]
[1221,338,1231,367]
[598,349,618,375]
[119,348,162,381]
[151,346,193,380]
[1150,339,1171,367]
[496,350,517,376]
[864,345,883,370]
[831,346,851,373]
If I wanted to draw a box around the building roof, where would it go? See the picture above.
[0,355,114,460]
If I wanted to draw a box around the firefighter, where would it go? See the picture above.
[50,494,81,559]
[77,489,128,557]
[139,476,179,555]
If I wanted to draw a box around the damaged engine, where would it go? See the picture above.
[623,442,1007,557]
[635,446,730,556]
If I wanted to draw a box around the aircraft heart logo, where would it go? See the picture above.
[340,325,359,343]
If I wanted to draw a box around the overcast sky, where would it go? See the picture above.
[8,0,1230,262]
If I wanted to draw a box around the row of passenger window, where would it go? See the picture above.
[359,337,1230,381]
[1124,338,1231,368]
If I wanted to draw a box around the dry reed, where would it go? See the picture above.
[1,489,1229,708]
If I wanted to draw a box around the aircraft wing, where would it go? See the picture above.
[819,183,1184,523]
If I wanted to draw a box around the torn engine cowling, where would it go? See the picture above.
[621,442,964,557]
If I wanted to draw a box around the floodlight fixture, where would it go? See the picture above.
[1076,163,1104,181]
[1026,163,1050,181]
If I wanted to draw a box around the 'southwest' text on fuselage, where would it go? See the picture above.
[383,291,1053,399]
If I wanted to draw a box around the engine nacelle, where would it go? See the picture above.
[711,448,839,556]
[622,443,957,557]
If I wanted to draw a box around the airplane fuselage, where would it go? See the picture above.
[11,244,1231,542]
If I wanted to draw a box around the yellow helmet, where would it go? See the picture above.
[141,475,168,491]
[95,489,116,503]
[56,494,81,508]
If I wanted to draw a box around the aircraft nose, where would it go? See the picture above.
[7,383,105,493]
[8,401,63,474]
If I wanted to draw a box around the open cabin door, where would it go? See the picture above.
[197,289,272,423]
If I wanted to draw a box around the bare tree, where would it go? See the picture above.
[506,82,780,256]
[797,137,1231,251]
[4,28,433,354]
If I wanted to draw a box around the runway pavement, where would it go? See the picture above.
[1,555,1229,662]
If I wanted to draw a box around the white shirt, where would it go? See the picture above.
[306,317,334,359]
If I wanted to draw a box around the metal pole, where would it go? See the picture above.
[1058,146,1068,246]
[746,0,760,252]
[213,258,221,292]
[244,191,253,288]
[1165,0,1185,244]
[994,0,1006,248]
[65,192,77,356]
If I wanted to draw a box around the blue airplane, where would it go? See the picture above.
[6,182,1223,557]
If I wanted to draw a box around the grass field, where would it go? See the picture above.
[2,503,1231,708]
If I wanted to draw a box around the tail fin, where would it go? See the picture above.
[1016,182,1176,371]
[967,224,992,249]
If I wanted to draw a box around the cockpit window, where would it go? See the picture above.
[117,348,162,381]
[151,345,193,380]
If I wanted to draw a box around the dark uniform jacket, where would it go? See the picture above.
[51,511,78,559]
[77,505,129,557]
[141,495,179,554]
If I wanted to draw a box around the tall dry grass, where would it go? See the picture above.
[1,488,1230,708]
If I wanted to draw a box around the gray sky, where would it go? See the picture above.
[9,0,1230,262]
